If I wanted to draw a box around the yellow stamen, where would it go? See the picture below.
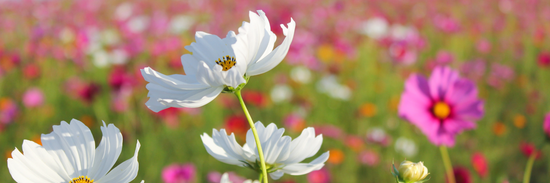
[215,55,237,71]
[432,102,451,119]
[70,176,94,183]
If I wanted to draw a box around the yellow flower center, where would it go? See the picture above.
[70,176,94,183]
[432,102,451,119]
[216,55,236,71]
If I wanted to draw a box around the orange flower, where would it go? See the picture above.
[493,122,507,136]
[80,115,95,128]
[317,44,335,63]
[359,103,377,118]
[327,149,344,165]
[513,114,526,129]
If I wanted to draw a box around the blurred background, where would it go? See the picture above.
[1,0,550,182]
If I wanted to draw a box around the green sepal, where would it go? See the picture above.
[222,75,250,94]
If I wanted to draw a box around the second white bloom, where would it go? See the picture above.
[201,122,329,180]
[141,10,296,112]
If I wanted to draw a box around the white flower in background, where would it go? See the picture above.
[169,15,195,34]
[59,27,75,44]
[367,127,386,143]
[141,10,295,112]
[110,48,129,65]
[92,48,129,68]
[220,173,259,183]
[359,17,389,39]
[270,84,293,103]
[316,75,351,100]
[127,15,150,33]
[395,137,418,157]
[290,66,312,84]
[93,50,110,68]
[389,24,417,41]
[115,2,133,21]
[101,29,121,46]
[201,122,329,180]
[7,119,141,183]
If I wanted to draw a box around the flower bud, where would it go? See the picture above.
[397,161,429,182]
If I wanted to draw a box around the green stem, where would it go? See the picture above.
[236,90,269,183]
[440,146,455,183]
[259,172,264,182]
[523,152,537,183]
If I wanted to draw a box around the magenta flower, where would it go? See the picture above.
[543,112,550,138]
[398,66,484,147]
[162,163,196,183]
[0,97,18,125]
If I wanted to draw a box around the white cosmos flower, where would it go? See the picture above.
[8,119,141,183]
[201,122,329,180]
[141,10,296,112]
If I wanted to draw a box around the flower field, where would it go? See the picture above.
[1,0,550,182]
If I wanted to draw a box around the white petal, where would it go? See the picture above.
[97,141,141,183]
[181,54,200,76]
[228,31,249,75]
[196,61,224,86]
[41,120,95,178]
[238,10,276,67]
[141,67,209,90]
[264,136,290,165]
[260,127,287,164]
[222,68,246,88]
[268,170,285,180]
[220,173,232,183]
[185,31,236,68]
[142,65,223,111]
[201,132,246,166]
[8,143,67,183]
[278,128,322,164]
[280,151,329,175]
[243,122,268,155]
[153,86,223,109]
[246,18,295,76]
[88,122,123,180]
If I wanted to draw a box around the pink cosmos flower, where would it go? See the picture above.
[358,150,380,166]
[313,124,344,140]
[435,51,454,64]
[284,113,306,133]
[538,52,550,67]
[520,142,541,159]
[22,87,44,108]
[544,112,550,138]
[398,66,484,147]
[476,39,491,54]
[471,152,488,178]
[448,166,472,183]
[162,163,196,183]
[487,63,514,89]
[307,168,331,183]
[388,41,417,65]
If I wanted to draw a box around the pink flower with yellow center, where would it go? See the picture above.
[398,66,483,147]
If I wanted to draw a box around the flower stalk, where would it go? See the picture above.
[440,146,455,183]
[235,90,269,183]
[522,150,537,183]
